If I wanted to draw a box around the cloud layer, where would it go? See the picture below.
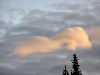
[11,27,92,56]
[0,0,100,75]
[86,26,100,45]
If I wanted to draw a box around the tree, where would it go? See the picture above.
[71,54,82,75]
[62,65,69,75]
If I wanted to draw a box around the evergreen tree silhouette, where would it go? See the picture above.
[71,54,82,75]
[62,65,69,75]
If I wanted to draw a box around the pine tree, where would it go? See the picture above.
[62,65,69,75]
[71,54,82,75]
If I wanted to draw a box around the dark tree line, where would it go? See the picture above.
[62,54,82,75]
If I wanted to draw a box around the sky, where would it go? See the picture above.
[0,0,100,75]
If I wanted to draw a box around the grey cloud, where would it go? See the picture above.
[1,3,99,39]
[0,20,8,29]
[0,47,100,75]
[0,0,100,75]
[21,9,67,28]
[19,7,97,30]
[3,26,57,40]
[48,0,100,26]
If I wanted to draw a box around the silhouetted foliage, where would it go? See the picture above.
[62,65,69,75]
[61,54,82,75]
[71,54,82,75]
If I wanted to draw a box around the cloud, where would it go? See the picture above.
[10,36,61,55]
[0,0,100,75]
[11,27,92,56]
[86,26,100,45]
[55,27,92,50]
